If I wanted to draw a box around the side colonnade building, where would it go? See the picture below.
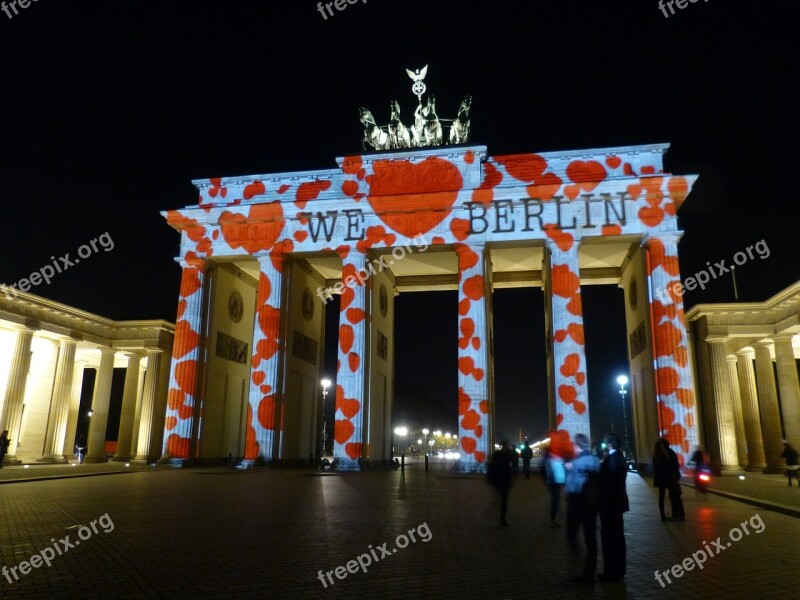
[687,282,800,474]
[0,290,174,464]
[160,142,703,472]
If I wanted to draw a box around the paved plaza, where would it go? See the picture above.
[0,460,798,599]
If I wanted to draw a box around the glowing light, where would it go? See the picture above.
[699,474,710,482]
[617,375,629,386]
[739,475,746,480]
[394,426,408,436]
[23,465,29,469]
[320,378,332,390]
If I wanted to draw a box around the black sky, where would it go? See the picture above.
[2,1,797,447]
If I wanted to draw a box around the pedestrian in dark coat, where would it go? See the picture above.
[566,433,601,584]
[0,430,9,467]
[521,442,533,479]
[488,440,514,526]
[653,438,684,521]
[598,433,629,582]
[780,441,800,487]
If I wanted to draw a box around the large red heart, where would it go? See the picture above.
[220,202,285,254]
[366,157,463,237]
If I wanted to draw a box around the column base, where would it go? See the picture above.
[109,456,132,463]
[332,457,361,471]
[131,456,157,465]
[746,464,767,472]
[763,466,786,474]
[2,457,22,466]
[36,456,68,464]
[83,456,110,464]
[719,467,746,476]
[453,458,487,474]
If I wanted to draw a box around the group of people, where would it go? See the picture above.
[488,432,629,584]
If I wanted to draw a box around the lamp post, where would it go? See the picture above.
[394,426,408,464]
[616,375,630,457]
[422,428,429,455]
[320,378,331,458]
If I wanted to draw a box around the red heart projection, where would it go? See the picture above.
[367,157,463,237]
[220,202,285,254]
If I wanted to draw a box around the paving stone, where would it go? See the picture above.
[0,462,797,598]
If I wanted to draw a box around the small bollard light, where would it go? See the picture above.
[24,465,29,469]
[739,475,745,480]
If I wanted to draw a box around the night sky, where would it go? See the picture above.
[2,1,797,449]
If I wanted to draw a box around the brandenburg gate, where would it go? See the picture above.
[160,71,699,471]
[161,141,700,471]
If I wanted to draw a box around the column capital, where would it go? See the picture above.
[336,247,367,261]
[752,340,774,350]
[177,255,206,270]
[736,348,755,359]
[97,346,117,357]
[726,354,738,364]
[545,237,579,255]
[7,322,38,334]
[773,332,797,343]
[704,335,730,345]
[641,231,684,248]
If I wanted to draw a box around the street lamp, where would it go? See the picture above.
[394,426,408,456]
[422,428,429,455]
[320,378,332,457]
[616,375,630,457]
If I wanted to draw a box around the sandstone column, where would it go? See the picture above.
[112,354,142,462]
[736,350,766,470]
[85,348,117,463]
[753,342,784,472]
[0,327,35,464]
[62,359,87,458]
[726,355,748,467]
[455,243,493,472]
[133,349,163,463]
[774,334,800,451]
[39,339,78,463]
[705,338,742,473]
[333,250,368,471]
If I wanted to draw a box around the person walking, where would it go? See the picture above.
[488,440,514,526]
[510,445,519,477]
[780,441,800,487]
[76,434,87,465]
[691,446,709,495]
[545,445,567,527]
[566,433,601,585]
[653,438,684,521]
[0,430,10,467]
[598,433,629,583]
[521,442,533,479]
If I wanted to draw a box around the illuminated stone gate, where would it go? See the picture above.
[161,142,700,471]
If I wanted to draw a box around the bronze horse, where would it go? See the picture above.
[359,107,390,151]
[388,100,411,149]
[449,95,471,144]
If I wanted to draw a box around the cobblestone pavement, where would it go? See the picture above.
[0,461,798,599]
